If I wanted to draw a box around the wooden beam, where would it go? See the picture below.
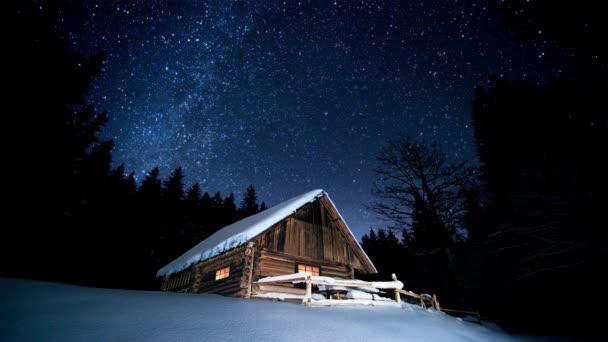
[245,242,255,298]
[305,277,312,303]
[440,308,480,316]
[257,284,307,295]
[304,300,374,307]
[396,289,423,300]
[257,273,309,283]
[433,294,441,311]
[307,279,376,289]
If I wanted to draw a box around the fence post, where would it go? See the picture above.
[433,294,441,311]
[305,274,312,303]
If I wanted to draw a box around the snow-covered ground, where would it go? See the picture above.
[0,278,531,341]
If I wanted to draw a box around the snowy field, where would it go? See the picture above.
[1,278,537,341]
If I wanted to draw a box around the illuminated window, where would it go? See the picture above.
[297,264,320,276]
[215,267,230,280]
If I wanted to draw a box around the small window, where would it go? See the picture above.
[297,264,320,276]
[215,267,230,280]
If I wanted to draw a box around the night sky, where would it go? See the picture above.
[56,0,570,238]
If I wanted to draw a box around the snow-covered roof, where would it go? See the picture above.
[157,189,376,278]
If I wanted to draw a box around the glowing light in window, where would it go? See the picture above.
[298,264,320,276]
[215,267,230,280]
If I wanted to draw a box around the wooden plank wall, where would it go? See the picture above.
[318,196,371,272]
[161,268,195,293]
[251,250,351,296]
[256,250,350,278]
[190,246,247,297]
[255,199,369,273]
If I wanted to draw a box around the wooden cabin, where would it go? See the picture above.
[157,189,377,298]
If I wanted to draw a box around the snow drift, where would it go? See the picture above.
[0,278,526,341]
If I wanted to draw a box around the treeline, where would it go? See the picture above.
[2,2,268,290]
[360,2,608,333]
[363,75,607,334]
[67,159,268,290]
[72,161,268,289]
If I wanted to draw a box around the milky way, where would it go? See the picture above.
[61,0,567,237]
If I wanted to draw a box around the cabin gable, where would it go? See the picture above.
[253,196,374,275]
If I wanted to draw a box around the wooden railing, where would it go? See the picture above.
[394,289,441,310]
[255,272,479,318]
[256,272,405,306]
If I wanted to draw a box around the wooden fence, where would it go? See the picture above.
[256,272,481,318]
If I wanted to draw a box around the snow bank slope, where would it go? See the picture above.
[0,278,525,342]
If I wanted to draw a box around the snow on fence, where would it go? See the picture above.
[255,272,444,308]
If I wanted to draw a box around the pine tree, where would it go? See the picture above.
[162,167,185,208]
[78,140,115,214]
[203,192,224,235]
[222,193,238,225]
[377,228,388,249]
[184,183,202,212]
[259,201,268,211]
[386,229,401,251]
[364,228,378,263]
[138,168,162,209]
[368,228,378,246]
[195,192,213,240]
[122,172,137,199]
[200,192,212,215]
[211,192,223,210]
[239,184,259,218]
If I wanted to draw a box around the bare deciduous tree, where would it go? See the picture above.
[373,135,474,249]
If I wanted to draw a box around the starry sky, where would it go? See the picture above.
[57,0,571,238]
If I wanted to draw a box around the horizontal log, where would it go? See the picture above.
[304,300,373,307]
[199,278,242,291]
[440,308,480,316]
[199,276,241,286]
[260,252,351,269]
[256,284,307,295]
[257,261,293,269]
[257,273,308,283]
[258,260,349,276]
[308,280,375,289]
[396,289,423,299]
[258,266,295,275]
[201,263,245,274]
[194,251,247,270]
[258,257,292,264]
[259,258,350,274]
[201,265,244,278]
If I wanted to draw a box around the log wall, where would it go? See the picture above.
[162,245,250,297]
[161,268,195,293]
[251,250,351,296]
[192,245,247,297]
